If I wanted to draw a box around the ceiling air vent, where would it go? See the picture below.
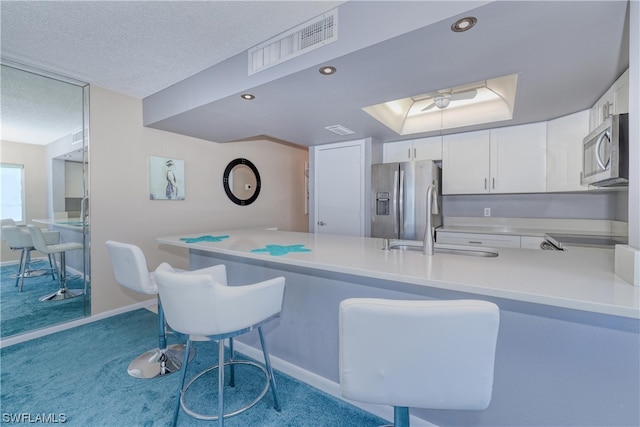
[71,129,86,145]
[248,9,338,75]
[325,125,355,136]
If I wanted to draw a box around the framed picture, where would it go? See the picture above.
[149,156,185,200]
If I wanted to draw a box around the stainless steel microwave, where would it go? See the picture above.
[581,113,629,187]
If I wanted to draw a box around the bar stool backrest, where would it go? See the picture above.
[105,240,157,295]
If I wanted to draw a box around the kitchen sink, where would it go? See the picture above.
[387,241,499,258]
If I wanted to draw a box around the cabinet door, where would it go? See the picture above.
[521,236,545,249]
[314,142,364,236]
[547,110,589,192]
[490,122,547,193]
[436,231,521,248]
[613,69,629,115]
[442,130,490,194]
[383,140,413,163]
[412,136,442,161]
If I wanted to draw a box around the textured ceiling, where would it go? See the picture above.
[0,0,343,144]
[0,1,631,148]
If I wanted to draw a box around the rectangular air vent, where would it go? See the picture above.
[325,125,355,136]
[248,9,337,75]
[71,129,86,145]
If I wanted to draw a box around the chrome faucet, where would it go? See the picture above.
[423,184,439,256]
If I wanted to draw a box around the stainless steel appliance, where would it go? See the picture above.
[371,160,441,239]
[581,113,629,187]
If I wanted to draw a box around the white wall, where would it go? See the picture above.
[0,141,49,262]
[89,86,308,314]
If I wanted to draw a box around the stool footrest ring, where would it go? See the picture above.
[180,359,270,421]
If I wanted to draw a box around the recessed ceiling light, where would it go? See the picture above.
[319,66,337,75]
[240,93,255,100]
[451,17,477,32]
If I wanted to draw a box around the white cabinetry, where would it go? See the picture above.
[589,69,629,130]
[65,161,84,198]
[546,110,589,192]
[436,231,521,248]
[442,123,546,194]
[521,236,545,249]
[490,122,547,194]
[383,136,442,162]
[437,231,545,250]
[442,130,490,194]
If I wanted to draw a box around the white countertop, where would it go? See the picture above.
[157,229,640,319]
[33,218,84,231]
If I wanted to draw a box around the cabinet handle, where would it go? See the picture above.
[408,148,411,159]
[484,178,487,189]
[413,148,417,158]
[492,178,495,189]
[468,241,483,245]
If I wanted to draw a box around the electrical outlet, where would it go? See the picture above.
[484,208,491,217]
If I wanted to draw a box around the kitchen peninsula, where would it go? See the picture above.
[157,228,639,427]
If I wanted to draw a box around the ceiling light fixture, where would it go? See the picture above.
[240,93,255,100]
[451,17,477,32]
[319,66,337,75]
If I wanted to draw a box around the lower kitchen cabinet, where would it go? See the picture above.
[436,231,521,248]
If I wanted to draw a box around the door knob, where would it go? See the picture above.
[317,221,326,226]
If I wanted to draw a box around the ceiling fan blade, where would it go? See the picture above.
[450,89,478,101]
[425,91,444,99]
[421,102,436,111]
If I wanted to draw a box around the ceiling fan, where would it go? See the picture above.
[420,88,478,111]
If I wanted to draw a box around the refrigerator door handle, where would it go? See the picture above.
[398,170,405,238]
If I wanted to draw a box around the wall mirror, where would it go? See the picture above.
[223,158,261,206]
[0,62,90,341]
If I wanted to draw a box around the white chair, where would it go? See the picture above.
[105,240,194,379]
[27,225,83,301]
[154,262,285,427]
[339,298,500,427]
[1,223,58,291]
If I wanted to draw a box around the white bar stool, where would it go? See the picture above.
[105,240,194,379]
[27,225,84,301]
[339,298,500,427]
[1,224,58,291]
[154,262,285,427]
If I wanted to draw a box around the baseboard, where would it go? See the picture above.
[0,299,155,348]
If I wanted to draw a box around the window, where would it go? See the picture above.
[1,163,25,222]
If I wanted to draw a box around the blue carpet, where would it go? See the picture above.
[0,309,388,426]
[1,261,88,338]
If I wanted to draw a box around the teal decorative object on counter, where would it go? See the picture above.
[252,244,311,256]
[179,235,229,243]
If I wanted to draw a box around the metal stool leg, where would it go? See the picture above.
[173,339,192,427]
[15,248,28,288]
[259,326,281,411]
[218,339,225,427]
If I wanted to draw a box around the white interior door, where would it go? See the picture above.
[315,143,363,236]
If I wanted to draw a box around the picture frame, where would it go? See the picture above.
[149,156,185,200]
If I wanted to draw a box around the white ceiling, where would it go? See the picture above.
[1,0,344,144]
[0,1,630,148]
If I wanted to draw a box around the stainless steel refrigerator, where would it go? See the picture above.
[371,160,442,240]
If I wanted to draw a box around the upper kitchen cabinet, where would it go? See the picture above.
[383,136,442,163]
[442,123,547,194]
[589,69,629,131]
[442,130,490,194]
[546,110,590,192]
